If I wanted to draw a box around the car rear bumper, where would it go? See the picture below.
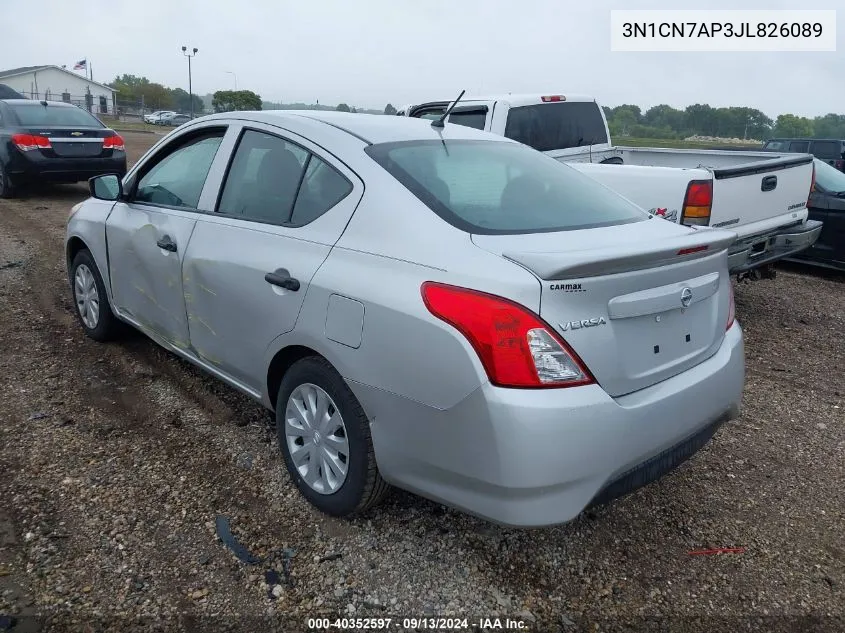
[359,322,745,527]
[728,220,823,273]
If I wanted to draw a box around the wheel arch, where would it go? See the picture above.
[266,344,327,412]
[66,235,89,274]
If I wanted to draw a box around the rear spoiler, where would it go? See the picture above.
[503,229,738,280]
[713,153,813,180]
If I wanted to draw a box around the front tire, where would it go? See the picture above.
[70,249,122,342]
[276,356,389,517]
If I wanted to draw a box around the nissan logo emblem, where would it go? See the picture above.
[680,287,693,307]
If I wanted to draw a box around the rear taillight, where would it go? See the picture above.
[726,284,736,331]
[421,282,594,389]
[103,134,125,151]
[12,133,51,151]
[834,159,844,171]
[541,95,566,102]
[681,180,712,227]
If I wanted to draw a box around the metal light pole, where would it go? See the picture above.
[181,46,198,118]
[225,71,238,90]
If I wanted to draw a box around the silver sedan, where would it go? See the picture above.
[65,111,744,527]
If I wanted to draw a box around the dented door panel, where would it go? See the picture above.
[105,203,197,347]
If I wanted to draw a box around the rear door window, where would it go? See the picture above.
[217,129,351,226]
[811,140,839,159]
[788,141,810,153]
[447,108,487,130]
[504,101,608,152]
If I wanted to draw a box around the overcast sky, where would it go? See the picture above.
[2,0,841,117]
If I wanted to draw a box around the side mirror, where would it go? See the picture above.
[89,174,123,201]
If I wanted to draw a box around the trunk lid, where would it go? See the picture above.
[22,126,111,158]
[472,220,737,397]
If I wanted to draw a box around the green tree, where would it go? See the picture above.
[684,104,718,136]
[773,114,813,137]
[812,113,845,138]
[109,74,172,109]
[644,104,686,132]
[170,88,203,114]
[384,103,397,115]
[335,103,351,112]
[212,90,262,113]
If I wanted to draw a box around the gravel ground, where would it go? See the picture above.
[0,132,843,633]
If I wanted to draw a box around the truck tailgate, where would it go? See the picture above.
[709,154,814,231]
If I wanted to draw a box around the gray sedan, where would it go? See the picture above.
[65,111,745,527]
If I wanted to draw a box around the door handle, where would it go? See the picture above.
[264,268,300,291]
[761,175,778,192]
[156,235,177,252]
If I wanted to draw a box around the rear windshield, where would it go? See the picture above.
[365,139,647,234]
[814,159,845,193]
[8,103,104,127]
[504,102,608,152]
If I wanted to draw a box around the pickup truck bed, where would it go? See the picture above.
[570,151,821,273]
[401,93,820,275]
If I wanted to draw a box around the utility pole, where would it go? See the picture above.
[182,46,198,118]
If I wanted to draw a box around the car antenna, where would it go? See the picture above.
[431,89,465,129]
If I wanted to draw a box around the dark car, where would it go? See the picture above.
[0,99,127,198]
[787,158,845,271]
[763,138,845,172]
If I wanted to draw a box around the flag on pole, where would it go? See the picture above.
[73,59,87,70]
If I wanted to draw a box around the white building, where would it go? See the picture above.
[0,65,116,115]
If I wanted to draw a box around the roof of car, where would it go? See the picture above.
[203,110,509,145]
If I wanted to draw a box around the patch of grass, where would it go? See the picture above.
[97,116,163,133]
[618,137,762,150]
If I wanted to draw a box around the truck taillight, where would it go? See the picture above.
[541,95,566,102]
[12,133,51,151]
[726,284,736,331]
[808,162,816,207]
[681,180,712,227]
[421,282,594,389]
[103,134,125,151]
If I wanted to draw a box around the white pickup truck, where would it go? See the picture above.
[398,94,822,277]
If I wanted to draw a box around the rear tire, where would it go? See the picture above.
[70,249,123,342]
[0,162,17,199]
[276,356,389,517]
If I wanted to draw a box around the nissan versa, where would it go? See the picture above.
[65,111,745,527]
